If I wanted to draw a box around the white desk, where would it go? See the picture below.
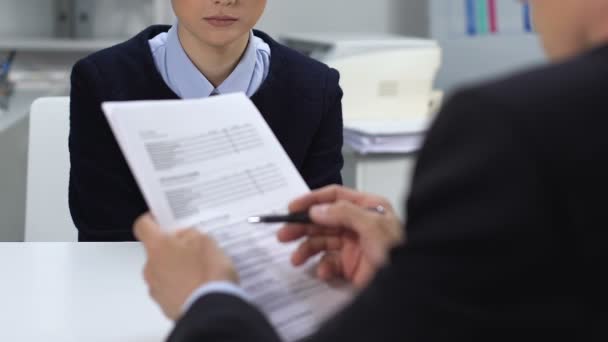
[0,243,172,341]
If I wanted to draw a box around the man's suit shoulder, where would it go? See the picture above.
[435,46,608,162]
[461,45,608,119]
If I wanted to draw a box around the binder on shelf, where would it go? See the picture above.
[74,0,95,38]
[54,0,74,38]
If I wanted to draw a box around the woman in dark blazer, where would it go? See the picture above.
[69,0,344,242]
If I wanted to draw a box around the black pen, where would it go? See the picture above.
[248,205,386,224]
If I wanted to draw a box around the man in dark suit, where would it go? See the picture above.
[134,0,607,341]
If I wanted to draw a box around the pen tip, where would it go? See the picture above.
[247,217,262,224]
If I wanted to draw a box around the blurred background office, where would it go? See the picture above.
[0,0,544,242]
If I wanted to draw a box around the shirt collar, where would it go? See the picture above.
[165,25,258,99]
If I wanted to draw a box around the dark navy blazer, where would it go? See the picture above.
[69,26,344,241]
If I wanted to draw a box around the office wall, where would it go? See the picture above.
[257,0,429,37]
[0,0,158,39]
[159,1,430,37]
[389,1,430,37]
[117,0,430,37]
[430,0,546,91]
[0,1,429,40]
[0,0,54,37]
[256,1,546,92]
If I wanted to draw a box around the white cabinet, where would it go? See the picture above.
[342,149,417,221]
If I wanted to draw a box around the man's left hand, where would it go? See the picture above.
[134,213,238,321]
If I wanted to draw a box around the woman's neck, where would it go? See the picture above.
[178,25,250,88]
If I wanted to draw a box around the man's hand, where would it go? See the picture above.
[134,214,238,321]
[278,185,404,289]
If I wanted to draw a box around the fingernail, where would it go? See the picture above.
[310,204,330,219]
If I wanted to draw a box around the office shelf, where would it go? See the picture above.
[0,0,172,52]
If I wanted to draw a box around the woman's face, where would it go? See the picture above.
[172,0,267,48]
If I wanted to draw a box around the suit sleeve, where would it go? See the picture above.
[170,88,571,341]
[68,59,148,241]
[300,68,344,189]
[168,294,282,342]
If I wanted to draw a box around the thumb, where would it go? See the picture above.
[134,213,164,250]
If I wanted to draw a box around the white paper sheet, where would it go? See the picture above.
[103,93,351,341]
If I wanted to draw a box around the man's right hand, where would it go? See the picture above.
[277,185,405,289]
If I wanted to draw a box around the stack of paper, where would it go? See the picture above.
[344,118,431,154]
[102,93,352,342]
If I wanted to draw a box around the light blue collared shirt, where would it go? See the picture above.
[148,25,271,98]
[148,25,266,312]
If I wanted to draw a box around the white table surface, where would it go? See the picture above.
[0,243,173,341]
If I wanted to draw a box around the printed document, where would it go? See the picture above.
[103,93,351,341]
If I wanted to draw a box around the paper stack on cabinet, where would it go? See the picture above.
[344,117,431,154]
